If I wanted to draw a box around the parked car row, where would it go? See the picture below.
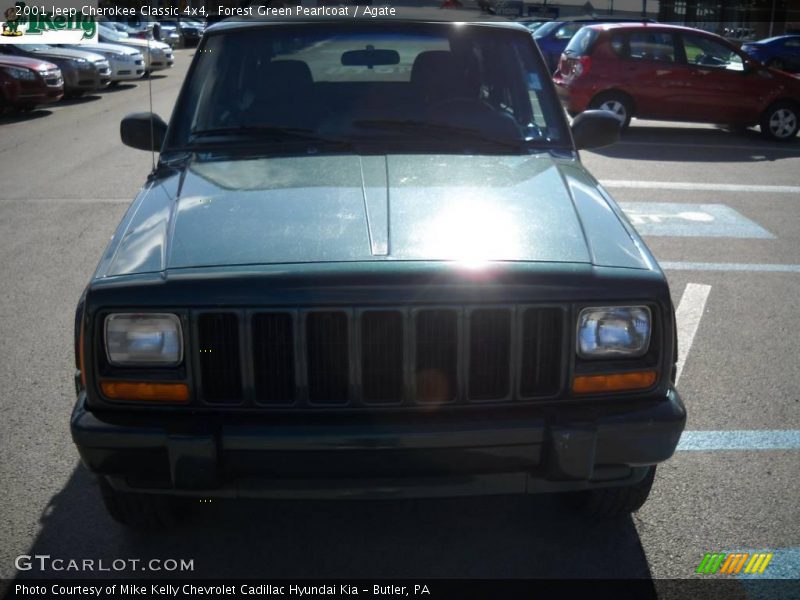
[0,23,176,115]
[552,23,800,141]
[103,18,206,49]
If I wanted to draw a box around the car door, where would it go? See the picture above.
[618,30,685,119]
[782,37,800,72]
[673,32,762,123]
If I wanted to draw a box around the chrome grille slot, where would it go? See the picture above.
[252,313,295,405]
[468,309,511,400]
[197,312,242,403]
[361,311,404,404]
[415,310,458,403]
[519,307,563,397]
[306,312,349,404]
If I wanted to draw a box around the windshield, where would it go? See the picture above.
[99,25,127,41]
[533,21,560,39]
[16,44,52,52]
[167,23,568,154]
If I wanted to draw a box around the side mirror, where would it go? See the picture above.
[120,112,168,152]
[571,110,621,150]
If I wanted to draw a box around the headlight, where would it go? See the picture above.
[577,306,651,358]
[70,58,90,69]
[6,67,36,81]
[105,313,183,366]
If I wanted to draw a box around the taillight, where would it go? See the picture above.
[573,55,592,78]
[559,54,592,79]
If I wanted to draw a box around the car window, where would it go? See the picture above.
[629,32,675,62]
[610,34,626,56]
[555,24,582,40]
[682,33,743,70]
[564,27,598,56]
[533,21,560,39]
[168,24,568,152]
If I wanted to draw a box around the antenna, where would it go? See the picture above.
[148,36,155,172]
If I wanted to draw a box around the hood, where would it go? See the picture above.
[66,42,141,57]
[22,46,105,62]
[0,55,56,70]
[111,37,170,51]
[98,154,653,278]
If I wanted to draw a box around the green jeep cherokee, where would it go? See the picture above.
[71,16,686,529]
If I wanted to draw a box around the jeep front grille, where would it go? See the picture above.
[197,312,242,403]
[194,306,565,408]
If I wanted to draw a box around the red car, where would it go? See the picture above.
[0,55,64,113]
[553,23,800,141]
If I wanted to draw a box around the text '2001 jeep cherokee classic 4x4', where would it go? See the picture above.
[71,16,686,529]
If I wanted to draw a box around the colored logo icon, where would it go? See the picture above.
[697,552,773,575]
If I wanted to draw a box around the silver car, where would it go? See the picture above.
[62,43,144,84]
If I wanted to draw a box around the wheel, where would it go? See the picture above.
[760,101,799,142]
[589,92,633,130]
[98,476,183,529]
[767,58,786,71]
[562,466,656,517]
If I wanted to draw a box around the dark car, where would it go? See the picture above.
[0,44,110,97]
[554,23,800,141]
[0,55,63,112]
[160,20,203,47]
[534,17,653,72]
[741,35,800,73]
[71,17,685,529]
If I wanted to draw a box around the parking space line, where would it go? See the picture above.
[675,283,711,384]
[612,141,800,153]
[678,430,800,451]
[662,262,800,273]
[601,180,800,194]
[1,198,132,204]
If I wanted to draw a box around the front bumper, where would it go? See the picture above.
[108,59,144,82]
[72,388,686,499]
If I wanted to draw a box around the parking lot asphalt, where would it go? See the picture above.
[0,47,799,593]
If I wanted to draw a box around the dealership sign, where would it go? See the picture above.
[1,2,97,43]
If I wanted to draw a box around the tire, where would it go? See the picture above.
[760,101,799,142]
[767,58,786,71]
[589,92,633,130]
[563,466,656,517]
[98,476,183,530]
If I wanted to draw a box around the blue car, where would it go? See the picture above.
[533,17,653,73]
[741,35,800,73]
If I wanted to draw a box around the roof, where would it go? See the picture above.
[206,8,527,34]
[585,22,717,35]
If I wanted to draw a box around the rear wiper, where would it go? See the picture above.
[352,119,525,150]
[189,126,350,147]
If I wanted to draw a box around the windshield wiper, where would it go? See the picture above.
[188,126,350,147]
[351,119,525,151]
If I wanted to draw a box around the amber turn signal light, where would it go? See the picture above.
[100,381,190,403]
[572,370,657,394]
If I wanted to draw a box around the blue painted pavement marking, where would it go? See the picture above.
[738,548,800,580]
[619,202,774,238]
[740,548,800,600]
[677,430,800,451]
[662,262,800,273]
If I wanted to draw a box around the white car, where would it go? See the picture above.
[98,25,174,73]
[63,43,144,84]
